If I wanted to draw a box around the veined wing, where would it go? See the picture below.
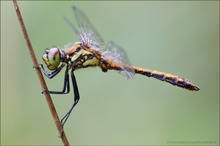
[63,16,79,39]
[72,6,105,49]
[105,41,134,79]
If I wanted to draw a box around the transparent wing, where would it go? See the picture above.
[63,16,79,39]
[72,6,105,48]
[106,41,134,79]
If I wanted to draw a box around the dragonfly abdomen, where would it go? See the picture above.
[133,66,200,91]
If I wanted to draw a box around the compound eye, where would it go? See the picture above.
[42,47,61,70]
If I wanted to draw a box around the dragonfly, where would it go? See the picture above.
[40,6,200,134]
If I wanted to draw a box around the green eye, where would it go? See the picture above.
[42,47,61,70]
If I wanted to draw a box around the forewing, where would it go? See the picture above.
[63,16,80,40]
[72,6,105,48]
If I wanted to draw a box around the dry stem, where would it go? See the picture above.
[13,1,70,145]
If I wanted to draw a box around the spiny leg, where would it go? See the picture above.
[48,65,70,94]
[40,64,65,79]
[60,69,80,136]
[41,64,70,94]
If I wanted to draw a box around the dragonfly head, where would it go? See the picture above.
[42,47,61,70]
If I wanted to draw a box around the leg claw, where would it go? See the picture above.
[41,89,49,94]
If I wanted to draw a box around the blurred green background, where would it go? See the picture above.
[1,1,219,145]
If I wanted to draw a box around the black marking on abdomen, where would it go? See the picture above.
[134,66,199,91]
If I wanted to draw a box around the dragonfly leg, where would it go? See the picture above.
[40,64,65,79]
[60,69,80,136]
[48,65,70,94]
[40,64,70,94]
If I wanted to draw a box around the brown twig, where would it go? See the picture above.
[13,1,69,145]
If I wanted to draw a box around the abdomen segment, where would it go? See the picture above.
[133,66,200,91]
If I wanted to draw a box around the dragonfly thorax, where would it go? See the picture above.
[66,46,100,70]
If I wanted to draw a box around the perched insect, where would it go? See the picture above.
[40,6,200,134]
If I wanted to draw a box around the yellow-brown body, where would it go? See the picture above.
[62,44,199,91]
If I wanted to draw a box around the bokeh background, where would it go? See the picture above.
[1,1,219,145]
